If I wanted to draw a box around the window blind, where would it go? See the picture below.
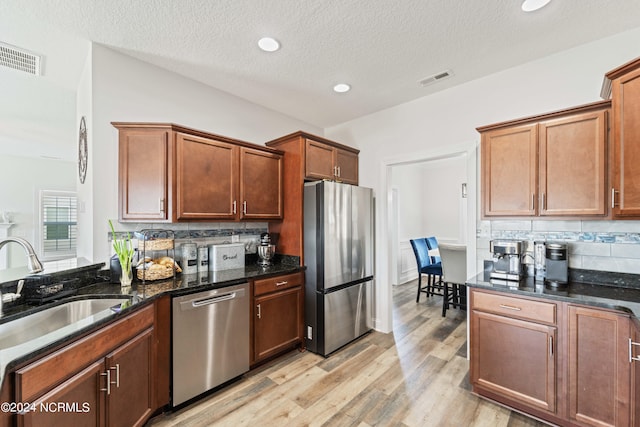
[41,191,77,259]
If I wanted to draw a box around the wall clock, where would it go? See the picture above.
[78,116,87,184]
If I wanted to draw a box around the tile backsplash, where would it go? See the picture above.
[477,219,640,275]
[108,221,269,258]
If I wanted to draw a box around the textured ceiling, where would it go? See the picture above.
[1,0,640,159]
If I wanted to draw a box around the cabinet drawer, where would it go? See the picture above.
[472,290,556,325]
[254,272,303,296]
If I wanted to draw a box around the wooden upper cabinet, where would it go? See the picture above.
[113,123,284,222]
[607,58,640,218]
[118,128,170,221]
[176,132,238,221]
[265,131,359,263]
[479,101,610,218]
[481,123,538,216]
[305,138,335,180]
[240,147,283,220]
[539,110,607,216]
[334,148,358,185]
[304,137,359,184]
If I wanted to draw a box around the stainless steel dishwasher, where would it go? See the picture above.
[172,282,249,406]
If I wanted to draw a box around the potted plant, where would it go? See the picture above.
[109,220,135,287]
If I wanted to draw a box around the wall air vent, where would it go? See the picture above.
[0,42,41,76]
[418,69,453,87]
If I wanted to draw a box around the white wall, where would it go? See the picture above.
[392,156,467,284]
[80,44,322,264]
[325,27,640,333]
[0,155,75,267]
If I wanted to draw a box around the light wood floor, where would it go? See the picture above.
[147,280,547,427]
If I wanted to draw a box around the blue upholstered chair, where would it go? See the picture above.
[410,238,443,303]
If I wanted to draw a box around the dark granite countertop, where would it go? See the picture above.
[466,269,640,318]
[0,257,304,392]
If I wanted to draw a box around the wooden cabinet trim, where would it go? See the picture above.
[266,131,359,154]
[476,100,612,133]
[15,305,154,402]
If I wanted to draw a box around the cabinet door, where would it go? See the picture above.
[335,149,358,185]
[176,133,238,220]
[239,148,283,220]
[612,67,640,218]
[539,110,607,216]
[254,286,303,363]
[471,310,556,414]
[119,129,169,221]
[632,320,640,427]
[105,328,154,427]
[481,123,538,216]
[19,360,105,427]
[568,306,630,427]
[305,139,335,180]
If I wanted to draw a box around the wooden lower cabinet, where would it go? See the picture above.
[251,272,304,365]
[471,288,637,427]
[568,305,630,427]
[15,305,158,427]
[471,311,557,414]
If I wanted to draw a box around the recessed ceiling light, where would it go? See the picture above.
[333,83,351,93]
[521,0,551,12]
[258,37,280,52]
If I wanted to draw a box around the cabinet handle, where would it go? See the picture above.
[337,166,341,177]
[549,336,553,357]
[233,200,237,214]
[275,281,288,287]
[110,364,120,388]
[612,188,618,209]
[257,303,261,319]
[243,201,247,214]
[499,304,522,311]
[160,198,165,213]
[531,193,535,210]
[334,166,338,177]
[100,370,111,395]
[629,338,640,362]
[542,193,546,211]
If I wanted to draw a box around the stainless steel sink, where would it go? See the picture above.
[0,298,131,349]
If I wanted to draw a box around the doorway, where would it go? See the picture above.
[375,141,477,333]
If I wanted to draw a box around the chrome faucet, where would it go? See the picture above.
[0,237,43,273]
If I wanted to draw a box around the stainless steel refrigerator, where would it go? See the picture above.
[304,180,374,356]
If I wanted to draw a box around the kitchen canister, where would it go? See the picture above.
[180,243,198,275]
[197,246,209,272]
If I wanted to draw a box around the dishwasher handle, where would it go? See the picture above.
[179,288,246,311]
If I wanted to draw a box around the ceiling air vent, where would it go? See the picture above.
[418,69,453,87]
[0,42,41,76]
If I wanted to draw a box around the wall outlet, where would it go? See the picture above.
[307,326,313,340]
[231,234,239,243]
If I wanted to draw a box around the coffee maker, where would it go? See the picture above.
[490,240,525,281]
[545,242,568,286]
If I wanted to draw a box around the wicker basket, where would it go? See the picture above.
[138,238,174,251]
[137,265,174,281]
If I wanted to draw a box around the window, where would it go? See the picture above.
[40,190,77,260]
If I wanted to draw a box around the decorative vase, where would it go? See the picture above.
[120,264,133,288]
